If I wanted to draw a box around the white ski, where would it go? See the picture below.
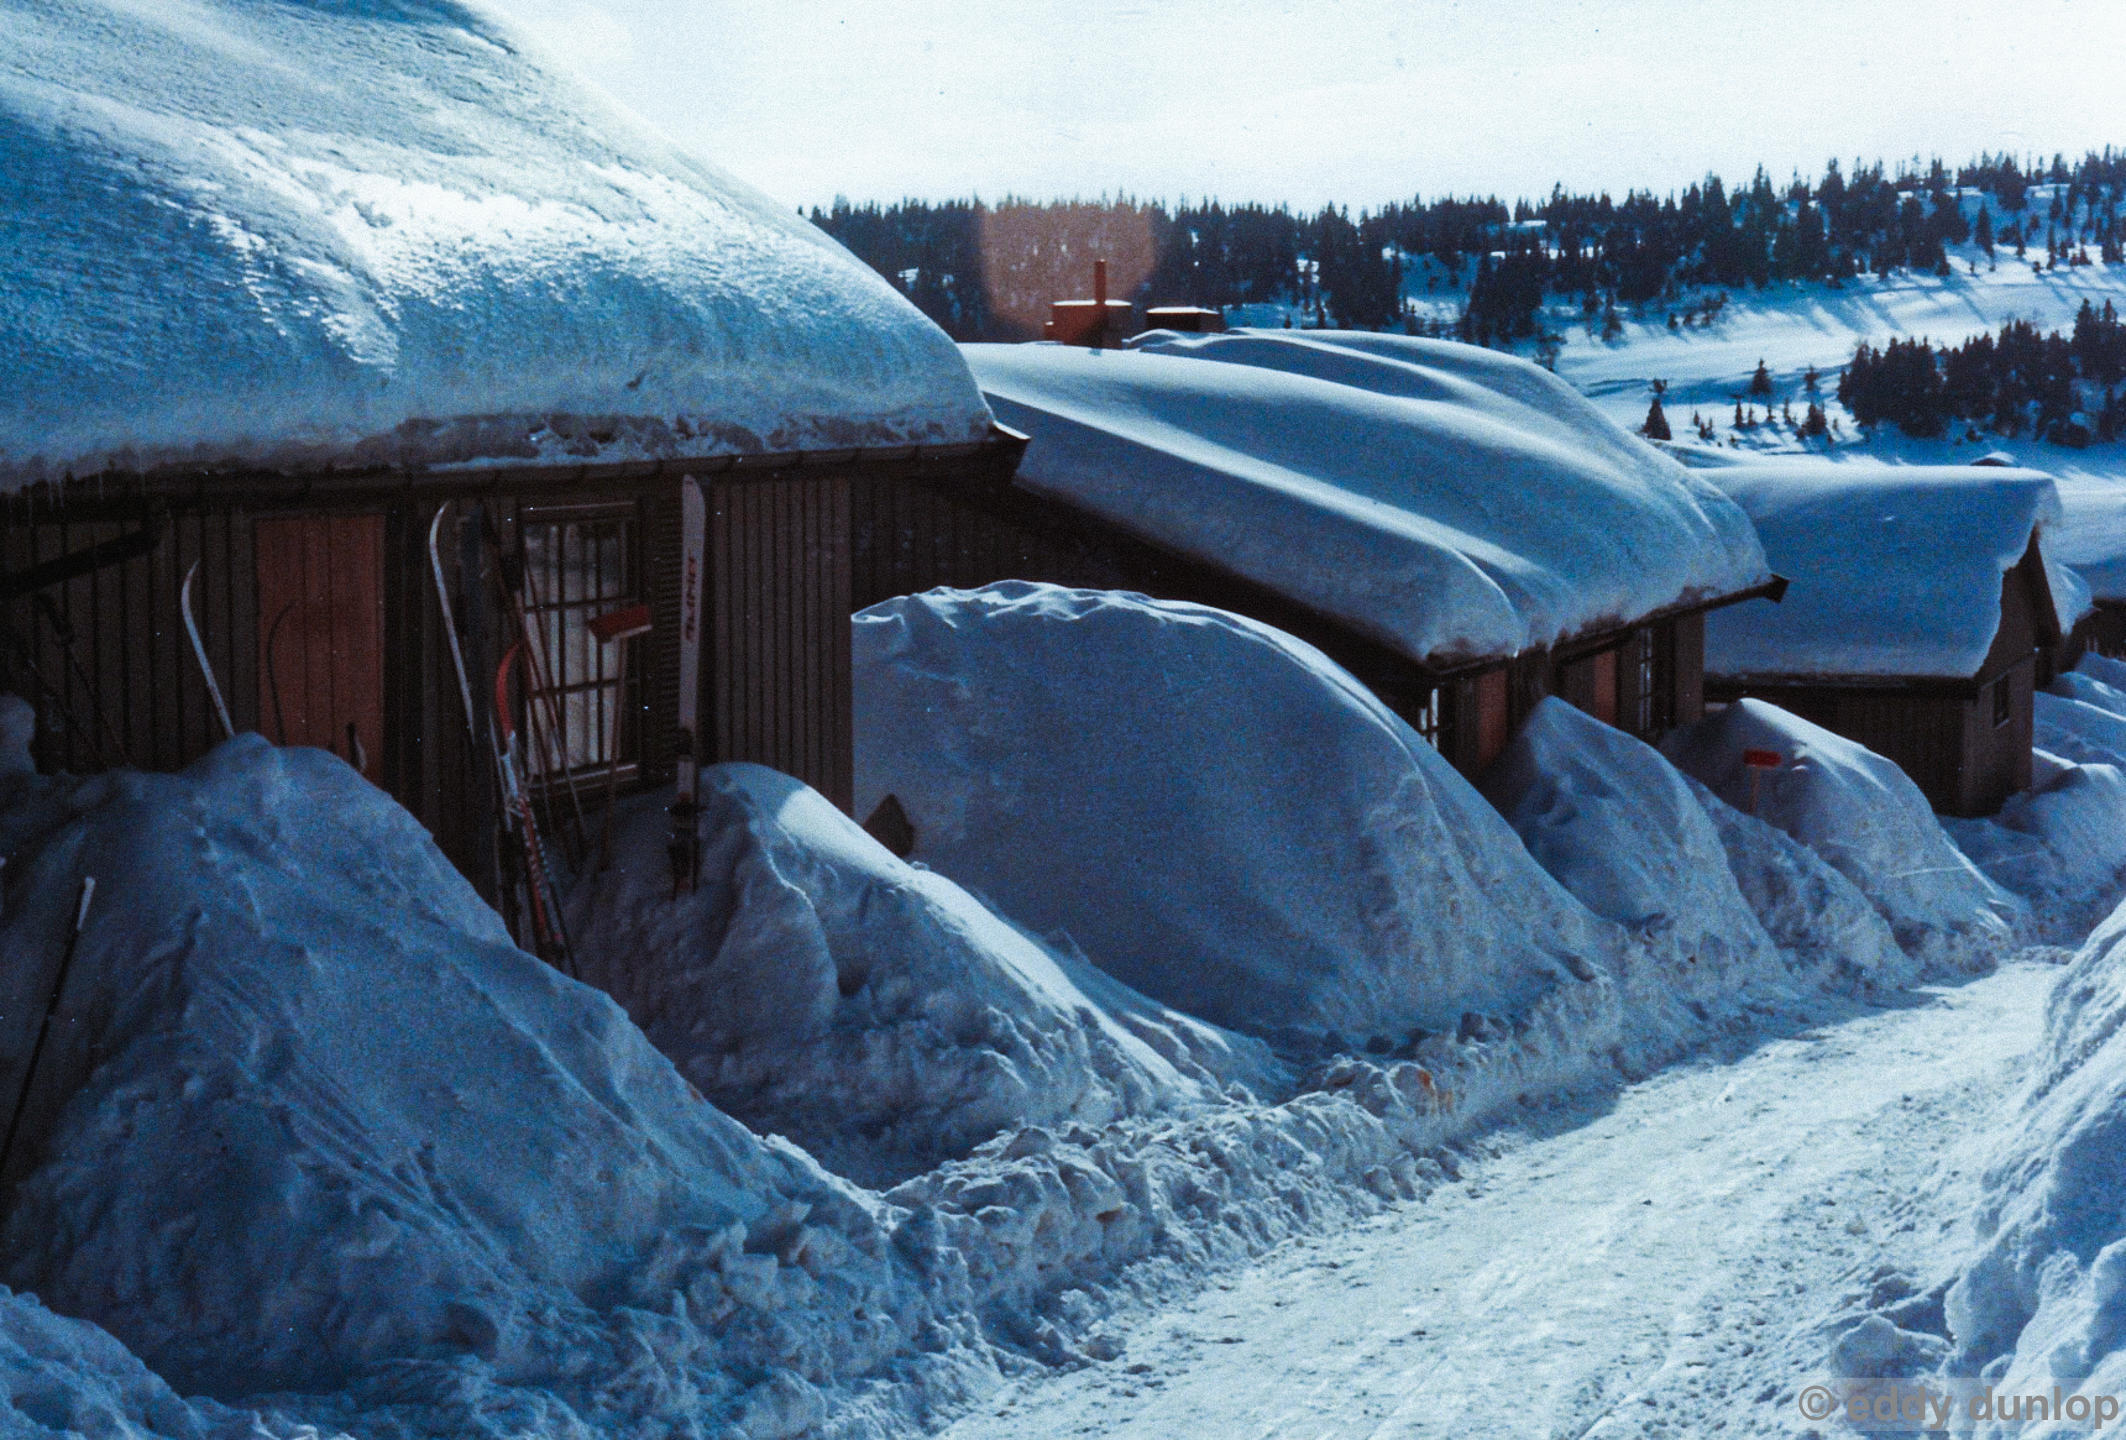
[180,560,235,740]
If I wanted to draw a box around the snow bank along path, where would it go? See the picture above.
[1945,903,2126,1431]
[940,960,2058,1440]
[0,576,2083,1437]
[964,333,1767,668]
[1664,698,2023,971]
[0,0,991,484]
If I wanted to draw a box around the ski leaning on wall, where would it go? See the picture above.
[670,475,707,897]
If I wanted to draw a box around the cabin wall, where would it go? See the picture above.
[0,505,257,775]
[2,469,870,884]
[1961,656,2035,814]
[704,473,853,813]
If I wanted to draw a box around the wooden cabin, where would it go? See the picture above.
[853,331,1780,781]
[0,0,1012,937]
[1701,465,2084,817]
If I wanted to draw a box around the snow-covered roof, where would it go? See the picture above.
[2051,477,2126,603]
[1702,463,2091,681]
[0,0,993,487]
[964,331,1770,669]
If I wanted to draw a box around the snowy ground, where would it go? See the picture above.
[942,961,2057,1440]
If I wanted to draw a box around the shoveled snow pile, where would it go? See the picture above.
[565,765,1281,1189]
[0,737,986,1435]
[1947,659,2126,942]
[964,334,1767,668]
[1662,699,2023,970]
[1944,905,2126,1422]
[0,0,991,485]
[0,1285,261,1440]
[1699,462,2088,680]
[2033,670,2126,769]
[853,581,1611,1045]
[1482,699,1909,1038]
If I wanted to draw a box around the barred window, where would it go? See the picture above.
[517,504,642,781]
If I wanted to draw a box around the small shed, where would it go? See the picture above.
[1700,464,2091,816]
[854,330,1777,778]
[0,0,1012,921]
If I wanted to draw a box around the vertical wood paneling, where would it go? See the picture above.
[254,514,385,778]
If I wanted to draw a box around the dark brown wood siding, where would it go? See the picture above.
[1,506,256,774]
[254,514,386,779]
[705,474,853,812]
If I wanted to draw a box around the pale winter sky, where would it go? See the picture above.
[498,0,2126,211]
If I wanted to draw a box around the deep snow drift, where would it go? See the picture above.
[564,764,1280,1188]
[964,335,1767,668]
[0,737,983,1435]
[0,0,992,484]
[1482,698,1909,1020]
[1661,699,2022,971]
[853,581,1611,1043]
[855,583,1928,1079]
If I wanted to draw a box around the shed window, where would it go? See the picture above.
[1992,674,2013,729]
[517,504,642,781]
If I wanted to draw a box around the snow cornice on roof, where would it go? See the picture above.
[0,0,993,490]
[966,332,1772,669]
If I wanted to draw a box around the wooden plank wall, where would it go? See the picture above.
[706,473,854,812]
[253,515,386,778]
[0,505,256,775]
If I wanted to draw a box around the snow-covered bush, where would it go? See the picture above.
[853,582,1611,1046]
[1662,699,2023,970]
[566,765,1279,1187]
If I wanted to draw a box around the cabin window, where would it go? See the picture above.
[517,503,642,780]
[1993,674,2013,729]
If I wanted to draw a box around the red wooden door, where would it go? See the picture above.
[254,515,385,779]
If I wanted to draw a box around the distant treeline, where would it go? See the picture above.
[812,150,2126,343]
[1839,301,2126,444]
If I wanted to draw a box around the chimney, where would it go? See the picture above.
[1045,258,1135,347]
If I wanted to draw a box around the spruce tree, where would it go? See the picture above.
[1749,359,1773,396]
[1641,381,1672,441]
[1976,207,1994,256]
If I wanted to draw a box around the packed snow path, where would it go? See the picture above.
[943,961,2056,1440]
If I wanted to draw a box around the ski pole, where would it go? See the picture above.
[0,875,96,1184]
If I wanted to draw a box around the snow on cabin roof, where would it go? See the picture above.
[2050,478,2126,604]
[963,331,1770,669]
[0,0,992,488]
[1701,463,2091,682]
